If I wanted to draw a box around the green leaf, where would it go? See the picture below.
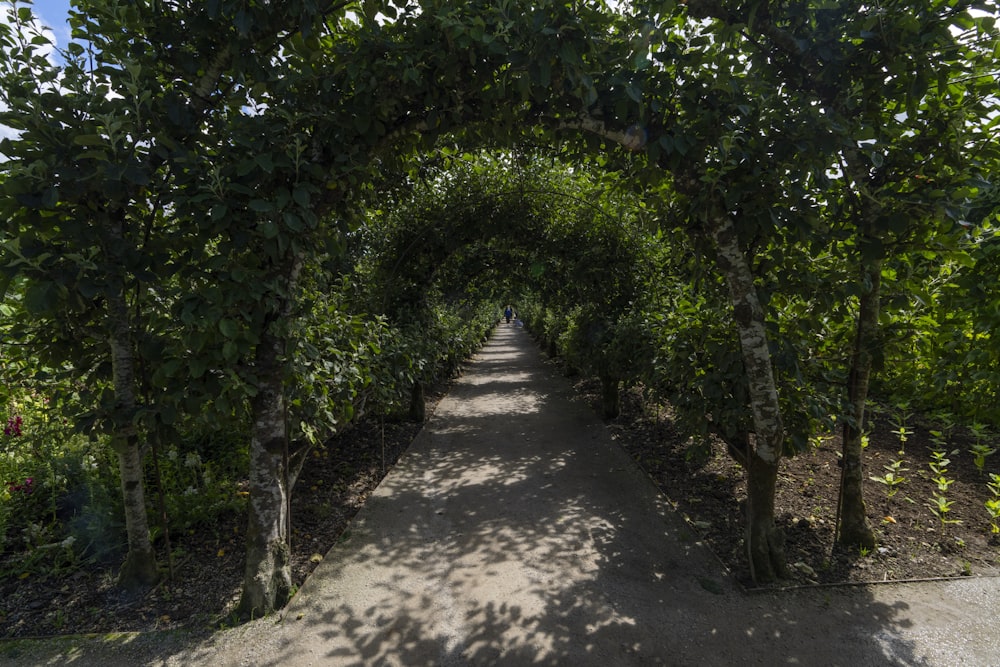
[40,187,58,208]
[72,135,106,146]
[282,211,303,231]
[23,283,56,314]
[190,358,208,379]
[124,165,150,186]
[233,10,252,37]
[260,221,279,238]
[256,154,274,174]
[159,403,177,426]
[292,185,311,208]
[219,318,239,338]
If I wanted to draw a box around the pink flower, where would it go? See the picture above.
[8,477,33,494]
[4,416,23,437]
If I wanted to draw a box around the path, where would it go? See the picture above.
[4,325,999,665]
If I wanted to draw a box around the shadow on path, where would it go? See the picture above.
[6,326,998,666]
[240,326,940,666]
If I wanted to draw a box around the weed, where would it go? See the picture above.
[870,458,908,498]
[969,422,992,444]
[927,448,961,527]
[927,494,961,527]
[968,423,996,476]
[985,473,1000,534]
[970,443,997,476]
[929,430,949,451]
[928,449,955,493]
[928,411,956,450]
[890,405,912,455]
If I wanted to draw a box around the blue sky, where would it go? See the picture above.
[30,0,72,46]
[0,1,72,143]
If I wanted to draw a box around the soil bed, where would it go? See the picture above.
[4,364,999,640]
[0,393,440,639]
[591,381,1000,588]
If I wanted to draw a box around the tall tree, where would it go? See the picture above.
[0,0,173,589]
[684,0,1000,549]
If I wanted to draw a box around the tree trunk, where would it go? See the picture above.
[600,373,620,419]
[838,253,880,549]
[237,254,303,619]
[107,285,159,591]
[707,212,787,583]
[746,449,785,582]
[237,327,292,619]
[408,380,426,422]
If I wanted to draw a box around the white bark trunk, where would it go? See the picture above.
[237,254,303,618]
[107,282,158,590]
[707,213,784,462]
[237,334,292,618]
[707,211,787,582]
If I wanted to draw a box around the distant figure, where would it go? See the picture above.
[504,305,513,324]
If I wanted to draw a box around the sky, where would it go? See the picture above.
[0,1,71,144]
[29,0,72,48]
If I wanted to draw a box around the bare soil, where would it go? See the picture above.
[0,405,438,639]
[595,381,1000,588]
[3,366,999,640]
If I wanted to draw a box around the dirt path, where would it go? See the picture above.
[4,325,999,665]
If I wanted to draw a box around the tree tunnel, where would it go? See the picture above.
[2,0,998,624]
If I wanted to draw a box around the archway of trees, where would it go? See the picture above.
[2,0,999,621]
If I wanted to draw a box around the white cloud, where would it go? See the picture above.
[0,2,60,64]
[1,3,64,154]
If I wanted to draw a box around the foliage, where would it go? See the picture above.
[2,0,1000,614]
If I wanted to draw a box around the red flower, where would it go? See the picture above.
[8,477,33,494]
[4,416,23,437]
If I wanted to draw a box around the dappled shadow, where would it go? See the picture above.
[14,327,996,665]
[239,326,941,666]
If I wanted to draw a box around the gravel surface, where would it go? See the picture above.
[4,324,999,666]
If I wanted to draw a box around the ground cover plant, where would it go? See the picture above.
[4,365,998,638]
[0,412,431,637]
[597,384,1000,587]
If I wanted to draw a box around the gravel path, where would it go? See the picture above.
[4,324,999,665]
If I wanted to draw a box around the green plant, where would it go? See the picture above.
[929,430,947,451]
[928,449,956,493]
[970,443,997,476]
[969,422,992,442]
[889,406,912,455]
[928,494,960,526]
[985,473,1000,534]
[968,423,996,475]
[870,458,908,497]
[928,412,957,450]
[927,448,961,527]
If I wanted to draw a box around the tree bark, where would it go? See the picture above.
[237,327,293,619]
[600,373,621,419]
[838,253,880,549]
[408,380,426,422]
[746,449,785,582]
[707,211,787,583]
[237,254,303,619]
[107,283,159,591]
